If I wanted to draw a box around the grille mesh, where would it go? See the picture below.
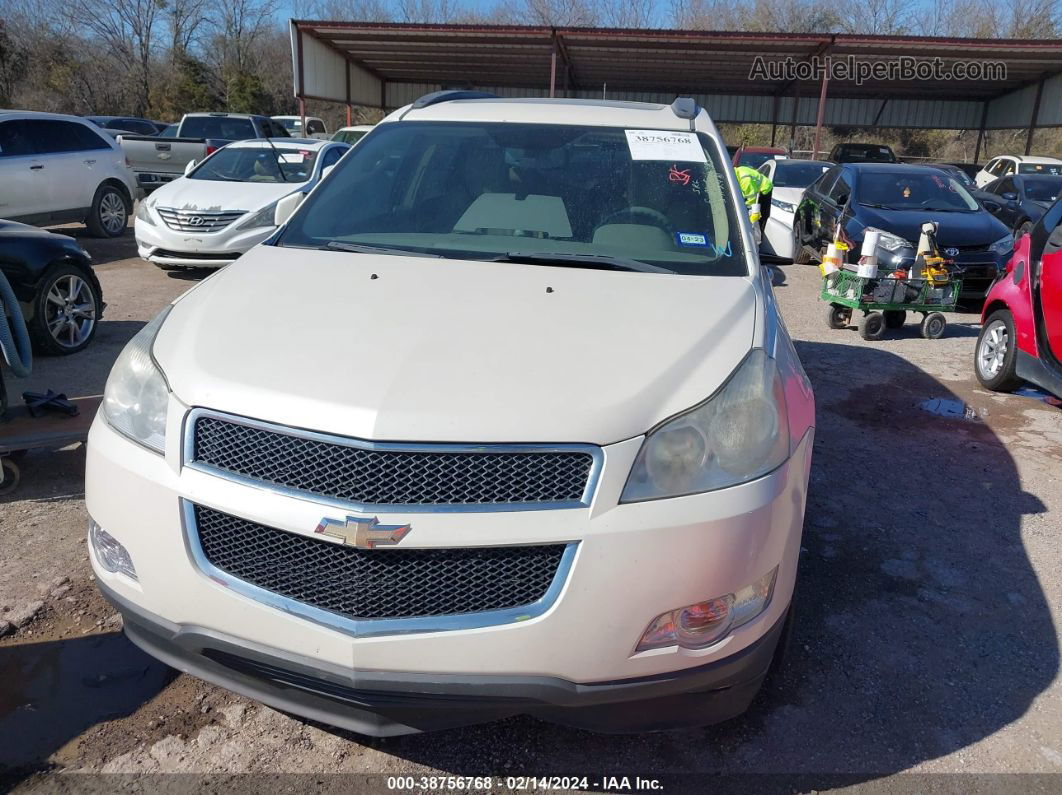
[157,207,245,232]
[192,415,594,507]
[193,505,566,620]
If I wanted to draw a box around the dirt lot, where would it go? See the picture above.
[2,227,1061,791]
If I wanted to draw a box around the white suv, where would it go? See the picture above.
[974,154,1062,187]
[0,111,138,237]
[87,92,815,735]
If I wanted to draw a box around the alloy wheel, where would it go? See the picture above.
[45,274,97,349]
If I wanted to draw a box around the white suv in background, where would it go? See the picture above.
[88,92,815,736]
[0,111,137,237]
[975,154,1062,187]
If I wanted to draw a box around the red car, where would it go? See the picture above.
[976,199,1062,397]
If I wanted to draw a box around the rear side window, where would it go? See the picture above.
[71,122,112,151]
[24,119,84,153]
[180,116,256,140]
[1019,163,1062,176]
[0,120,34,156]
[308,120,326,135]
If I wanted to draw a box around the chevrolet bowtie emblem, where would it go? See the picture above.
[314,515,412,550]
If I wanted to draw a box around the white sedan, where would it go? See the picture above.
[757,158,832,261]
[134,138,349,269]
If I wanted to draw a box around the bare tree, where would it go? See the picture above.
[839,0,915,35]
[167,0,209,56]
[71,0,163,115]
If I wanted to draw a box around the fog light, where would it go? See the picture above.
[89,521,137,580]
[635,567,777,653]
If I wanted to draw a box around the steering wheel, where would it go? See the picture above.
[597,206,673,234]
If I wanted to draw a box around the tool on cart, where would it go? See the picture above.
[1,270,98,497]
[820,223,961,341]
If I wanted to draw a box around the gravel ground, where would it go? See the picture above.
[1,227,1061,791]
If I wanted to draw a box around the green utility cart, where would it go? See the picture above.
[821,269,963,340]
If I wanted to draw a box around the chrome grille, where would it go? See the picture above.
[189,412,597,509]
[157,207,245,232]
[192,504,567,620]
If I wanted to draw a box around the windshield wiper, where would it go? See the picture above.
[321,241,443,258]
[859,202,900,210]
[487,252,674,274]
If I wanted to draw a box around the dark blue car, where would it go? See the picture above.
[973,174,1062,239]
[793,163,1014,301]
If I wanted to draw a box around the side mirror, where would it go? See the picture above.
[183,160,196,176]
[274,192,305,227]
[321,164,335,180]
[1002,192,1018,201]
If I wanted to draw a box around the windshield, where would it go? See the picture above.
[190,146,319,183]
[277,118,301,132]
[278,121,747,276]
[1024,176,1062,202]
[838,145,895,163]
[1020,163,1062,176]
[159,125,177,138]
[857,171,979,212]
[773,161,830,188]
[180,116,255,140]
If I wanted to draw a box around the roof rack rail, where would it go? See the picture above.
[412,90,499,109]
[670,96,698,121]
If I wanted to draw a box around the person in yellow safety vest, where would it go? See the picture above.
[735,165,773,231]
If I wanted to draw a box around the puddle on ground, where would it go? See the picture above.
[919,398,987,422]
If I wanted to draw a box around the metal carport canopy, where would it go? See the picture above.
[290,20,1062,154]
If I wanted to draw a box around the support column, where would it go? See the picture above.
[974,102,988,164]
[789,88,800,150]
[549,45,557,98]
[770,94,780,147]
[811,61,830,161]
[1025,77,1045,156]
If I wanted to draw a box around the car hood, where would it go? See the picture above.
[154,247,760,444]
[854,206,1009,247]
[146,177,305,212]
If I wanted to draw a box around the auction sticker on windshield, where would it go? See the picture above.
[625,130,707,163]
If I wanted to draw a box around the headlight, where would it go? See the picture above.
[102,306,172,454]
[135,199,155,226]
[874,229,913,252]
[989,233,1014,256]
[241,197,287,230]
[621,349,790,502]
[770,197,796,213]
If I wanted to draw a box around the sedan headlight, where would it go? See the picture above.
[621,349,790,502]
[241,196,291,230]
[135,199,156,226]
[102,306,172,454]
[989,233,1015,256]
[770,197,796,214]
[874,229,913,253]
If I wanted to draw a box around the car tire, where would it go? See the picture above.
[883,310,907,329]
[86,183,128,238]
[28,262,102,356]
[920,312,947,340]
[825,303,851,329]
[0,458,20,497]
[792,226,812,264]
[975,309,1023,392]
[858,311,886,340]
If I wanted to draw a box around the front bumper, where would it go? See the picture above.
[134,216,273,268]
[99,576,790,735]
[87,406,812,734]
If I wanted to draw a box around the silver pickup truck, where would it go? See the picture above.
[119,113,290,193]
